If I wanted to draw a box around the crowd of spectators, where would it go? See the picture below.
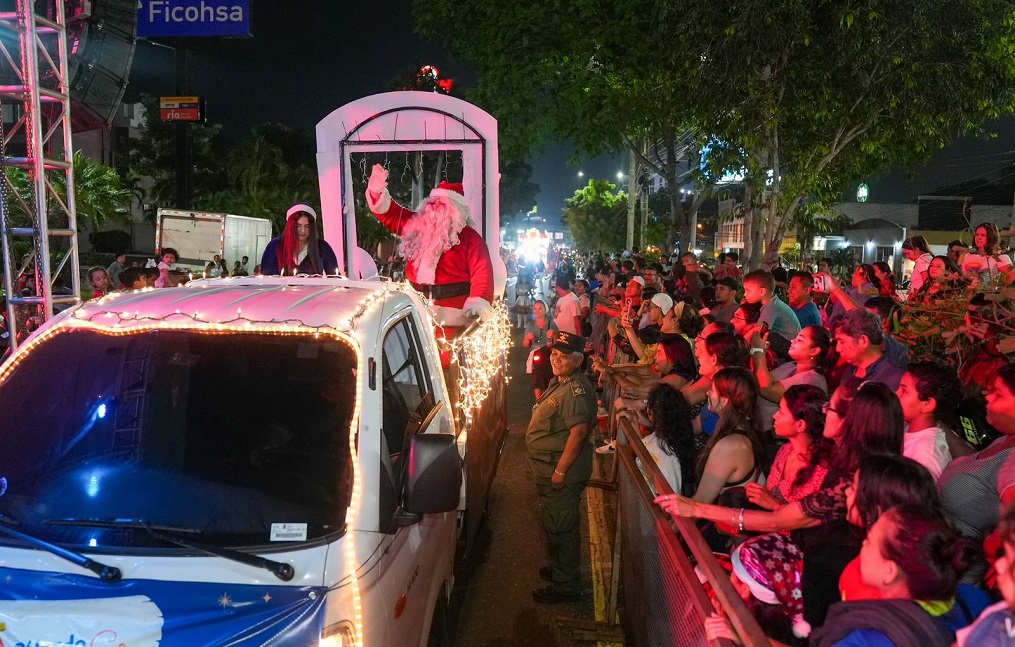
[518,238,1014,646]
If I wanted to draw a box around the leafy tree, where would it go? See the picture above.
[416,0,1015,268]
[414,1,721,253]
[794,209,849,256]
[562,179,627,251]
[5,151,131,232]
[3,152,132,291]
[196,123,322,234]
[683,0,1015,266]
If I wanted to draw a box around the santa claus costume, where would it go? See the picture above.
[365,164,494,327]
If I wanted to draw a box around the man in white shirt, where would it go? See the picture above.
[552,275,582,335]
[895,361,961,480]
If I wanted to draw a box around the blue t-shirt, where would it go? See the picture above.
[792,302,822,329]
[760,297,802,343]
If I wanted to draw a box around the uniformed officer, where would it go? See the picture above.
[525,330,597,604]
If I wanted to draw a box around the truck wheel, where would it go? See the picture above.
[426,587,451,647]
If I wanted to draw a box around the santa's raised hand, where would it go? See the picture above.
[366,164,391,212]
[368,164,388,195]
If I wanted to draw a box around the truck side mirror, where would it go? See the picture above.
[403,433,462,515]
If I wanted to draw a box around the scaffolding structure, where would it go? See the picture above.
[0,0,79,355]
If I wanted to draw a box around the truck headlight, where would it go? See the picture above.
[320,621,356,647]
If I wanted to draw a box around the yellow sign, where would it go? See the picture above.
[159,96,200,109]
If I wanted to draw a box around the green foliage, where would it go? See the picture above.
[825,247,858,281]
[4,151,131,231]
[896,291,975,367]
[794,207,849,253]
[199,124,319,234]
[414,0,1015,266]
[562,179,627,251]
[68,152,133,230]
[897,281,1015,368]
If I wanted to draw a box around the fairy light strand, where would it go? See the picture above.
[442,302,513,426]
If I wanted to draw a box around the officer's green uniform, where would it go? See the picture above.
[525,369,597,594]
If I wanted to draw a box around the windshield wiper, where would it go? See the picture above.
[0,512,121,583]
[46,518,295,582]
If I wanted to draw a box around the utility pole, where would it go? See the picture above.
[175,45,192,210]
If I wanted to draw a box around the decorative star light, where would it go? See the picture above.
[218,592,232,608]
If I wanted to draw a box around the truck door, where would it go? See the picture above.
[374,314,456,645]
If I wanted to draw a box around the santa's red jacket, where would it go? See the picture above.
[370,198,494,314]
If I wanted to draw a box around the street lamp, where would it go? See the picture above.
[577,171,584,178]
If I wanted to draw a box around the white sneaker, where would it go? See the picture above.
[595,440,616,455]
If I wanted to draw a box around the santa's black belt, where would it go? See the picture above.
[410,281,472,300]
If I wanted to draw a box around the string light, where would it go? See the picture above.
[437,302,513,426]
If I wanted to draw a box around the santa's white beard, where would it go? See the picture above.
[398,196,472,284]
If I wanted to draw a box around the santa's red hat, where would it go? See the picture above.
[429,181,467,209]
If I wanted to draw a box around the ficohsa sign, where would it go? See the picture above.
[137,0,250,38]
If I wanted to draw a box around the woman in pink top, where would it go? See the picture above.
[748,384,832,508]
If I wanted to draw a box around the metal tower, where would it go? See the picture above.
[0,0,80,355]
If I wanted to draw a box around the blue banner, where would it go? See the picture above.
[137,1,251,38]
[0,566,326,646]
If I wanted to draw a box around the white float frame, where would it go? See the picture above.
[316,92,506,295]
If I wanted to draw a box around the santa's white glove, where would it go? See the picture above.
[367,164,388,195]
[432,305,468,327]
[463,297,494,321]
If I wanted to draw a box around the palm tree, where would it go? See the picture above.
[5,151,131,232]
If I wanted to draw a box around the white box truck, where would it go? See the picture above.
[155,209,273,272]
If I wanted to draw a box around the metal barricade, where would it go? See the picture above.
[615,417,771,647]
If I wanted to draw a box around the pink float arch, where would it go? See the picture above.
[316,92,506,296]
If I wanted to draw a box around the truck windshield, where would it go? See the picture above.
[0,329,357,551]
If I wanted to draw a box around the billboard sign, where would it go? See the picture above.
[160,96,202,122]
[137,1,251,38]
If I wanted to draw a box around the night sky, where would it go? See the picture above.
[123,1,1014,226]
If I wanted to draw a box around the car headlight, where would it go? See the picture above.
[320,621,356,647]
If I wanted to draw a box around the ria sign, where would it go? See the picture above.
[137,0,251,38]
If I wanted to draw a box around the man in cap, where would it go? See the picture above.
[525,331,596,603]
[366,164,494,327]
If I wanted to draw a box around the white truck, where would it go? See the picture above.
[155,209,273,272]
[0,276,510,646]
[0,92,511,647]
